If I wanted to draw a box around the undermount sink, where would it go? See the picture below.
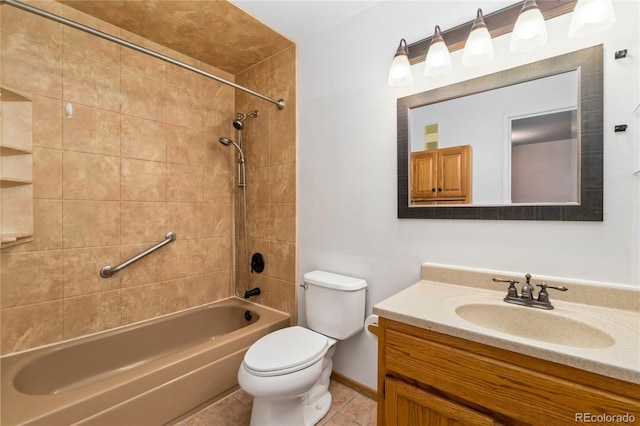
[455,303,616,349]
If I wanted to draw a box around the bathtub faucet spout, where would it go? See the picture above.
[244,288,261,299]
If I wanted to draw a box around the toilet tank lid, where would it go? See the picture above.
[303,270,367,291]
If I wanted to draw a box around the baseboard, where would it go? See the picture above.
[330,371,377,401]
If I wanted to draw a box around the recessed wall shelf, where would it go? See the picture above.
[1,145,33,155]
[1,177,33,187]
[1,87,34,249]
[1,232,33,244]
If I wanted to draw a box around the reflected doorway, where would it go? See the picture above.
[509,109,579,204]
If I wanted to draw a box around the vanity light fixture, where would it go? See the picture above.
[569,0,616,38]
[424,25,452,77]
[462,8,494,67]
[395,0,579,83]
[510,0,548,52]
[388,38,413,87]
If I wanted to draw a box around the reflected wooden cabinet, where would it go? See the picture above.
[378,318,640,426]
[410,145,471,205]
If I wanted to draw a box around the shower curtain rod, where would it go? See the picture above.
[2,0,286,110]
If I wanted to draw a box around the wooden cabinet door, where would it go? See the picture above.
[384,377,501,426]
[410,146,471,204]
[410,150,437,201]
[437,146,469,199]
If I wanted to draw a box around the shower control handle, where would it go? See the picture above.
[250,252,265,274]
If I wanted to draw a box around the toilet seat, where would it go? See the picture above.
[243,326,329,377]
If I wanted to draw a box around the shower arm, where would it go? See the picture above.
[2,0,286,110]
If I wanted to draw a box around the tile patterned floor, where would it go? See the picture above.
[179,380,377,426]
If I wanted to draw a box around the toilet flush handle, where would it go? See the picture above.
[300,283,309,290]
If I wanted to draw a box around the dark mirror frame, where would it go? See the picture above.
[397,45,603,221]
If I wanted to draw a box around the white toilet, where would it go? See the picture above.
[237,270,367,426]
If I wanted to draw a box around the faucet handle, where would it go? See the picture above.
[492,277,519,285]
[537,283,568,292]
[492,277,519,299]
[536,283,568,307]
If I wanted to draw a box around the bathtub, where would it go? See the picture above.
[1,297,290,425]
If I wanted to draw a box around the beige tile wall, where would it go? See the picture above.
[234,46,298,322]
[0,1,273,354]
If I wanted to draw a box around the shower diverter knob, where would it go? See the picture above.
[251,252,265,273]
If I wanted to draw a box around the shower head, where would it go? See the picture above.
[218,137,245,162]
[232,110,259,130]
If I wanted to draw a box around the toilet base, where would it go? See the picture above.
[303,391,332,425]
[249,390,332,426]
[248,360,333,426]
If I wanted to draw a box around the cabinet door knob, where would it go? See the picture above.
[432,188,436,192]
[438,187,442,192]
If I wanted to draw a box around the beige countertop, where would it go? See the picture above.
[373,267,640,385]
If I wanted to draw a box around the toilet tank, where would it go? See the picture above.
[303,270,367,340]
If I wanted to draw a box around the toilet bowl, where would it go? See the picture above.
[237,270,367,426]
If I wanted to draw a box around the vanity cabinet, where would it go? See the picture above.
[377,318,640,426]
[410,145,471,204]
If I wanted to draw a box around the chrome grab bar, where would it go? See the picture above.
[100,232,176,278]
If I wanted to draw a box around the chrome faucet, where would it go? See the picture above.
[492,273,568,310]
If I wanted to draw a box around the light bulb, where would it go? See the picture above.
[510,0,547,52]
[569,0,616,38]
[424,26,452,77]
[388,39,413,87]
[462,9,494,67]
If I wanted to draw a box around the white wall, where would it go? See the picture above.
[298,1,640,390]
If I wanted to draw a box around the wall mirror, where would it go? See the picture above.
[397,45,603,221]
